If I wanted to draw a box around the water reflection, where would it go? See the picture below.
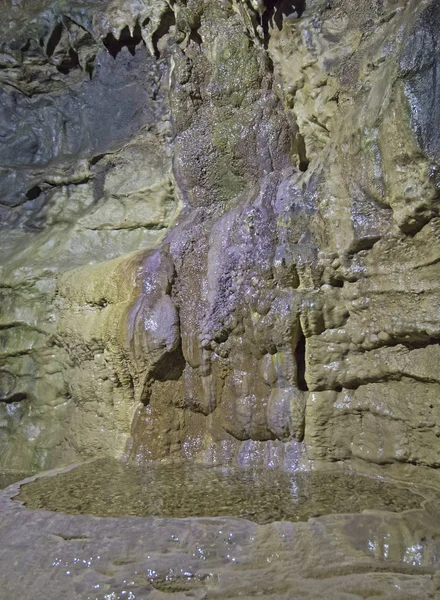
[344,516,440,571]
[16,459,425,524]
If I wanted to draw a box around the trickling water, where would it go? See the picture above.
[16,459,425,523]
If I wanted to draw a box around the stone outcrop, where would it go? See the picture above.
[0,0,439,473]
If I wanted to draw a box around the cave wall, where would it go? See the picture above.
[0,0,439,472]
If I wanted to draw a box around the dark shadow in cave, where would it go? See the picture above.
[296,132,309,172]
[262,0,306,42]
[151,8,176,58]
[1,393,27,404]
[25,185,43,201]
[148,346,186,385]
[57,48,80,74]
[46,22,64,57]
[103,22,143,58]
[294,327,308,392]
[45,21,84,74]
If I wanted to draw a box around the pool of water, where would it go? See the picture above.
[16,459,426,523]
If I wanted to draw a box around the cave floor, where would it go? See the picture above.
[0,462,440,600]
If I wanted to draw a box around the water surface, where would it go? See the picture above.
[16,459,425,523]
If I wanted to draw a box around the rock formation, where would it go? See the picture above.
[0,0,439,473]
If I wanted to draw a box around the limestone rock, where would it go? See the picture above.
[0,0,439,473]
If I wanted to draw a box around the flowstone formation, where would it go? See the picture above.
[0,0,439,473]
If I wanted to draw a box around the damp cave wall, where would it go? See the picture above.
[0,0,439,473]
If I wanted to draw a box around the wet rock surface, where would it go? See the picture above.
[0,0,178,471]
[2,2,440,597]
[1,464,440,599]
[0,0,439,489]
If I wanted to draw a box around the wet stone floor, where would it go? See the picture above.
[1,461,440,599]
[16,459,424,523]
